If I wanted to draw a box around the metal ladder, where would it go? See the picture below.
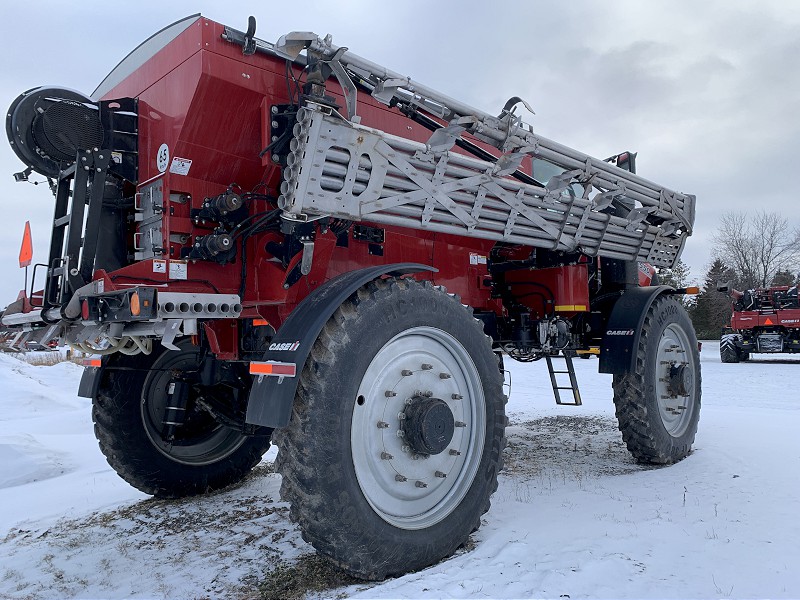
[43,150,110,311]
[545,353,582,406]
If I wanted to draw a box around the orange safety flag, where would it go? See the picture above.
[19,221,33,268]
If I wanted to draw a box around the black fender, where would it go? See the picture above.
[245,263,437,428]
[598,285,674,374]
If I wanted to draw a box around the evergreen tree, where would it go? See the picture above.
[657,259,694,308]
[657,259,692,288]
[690,259,736,339]
[771,268,797,287]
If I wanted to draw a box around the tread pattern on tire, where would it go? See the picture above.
[720,334,740,363]
[93,346,270,499]
[612,295,701,465]
[273,277,506,580]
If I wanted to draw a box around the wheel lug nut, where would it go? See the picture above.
[435,471,447,478]
[381,452,393,460]
[401,369,413,376]
[439,372,451,379]
[415,481,428,488]
[451,393,463,400]
[455,421,466,428]
[396,430,405,438]
[421,363,433,370]
[398,412,406,420]
[423,390,433,397]
[449,449,461,456]
[377,421,389,429]
[385,390,397,397]
[395,474,407,482]
[401,445,410,453]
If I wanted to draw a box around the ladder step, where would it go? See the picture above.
[545,353,582,406]
[54,214,71,227]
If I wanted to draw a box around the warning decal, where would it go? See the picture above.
[169,157,192,176]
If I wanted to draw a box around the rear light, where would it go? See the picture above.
[130,292,141,316]
[685,286,700,295]
[81,299,90,320]
[82,358,102,368]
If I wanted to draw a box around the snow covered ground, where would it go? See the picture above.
[1,342,799,599]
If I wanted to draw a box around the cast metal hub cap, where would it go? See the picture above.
[401,396,455,455]
[351,326,486,530]
[655,323,697,437]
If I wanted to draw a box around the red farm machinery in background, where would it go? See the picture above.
[718,282,800,361]
[3,15,700,579]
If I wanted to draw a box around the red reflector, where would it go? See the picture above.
[250,361,297,377]
[81,300,90,320]
[253,318,270,327]
[83,358,102,368]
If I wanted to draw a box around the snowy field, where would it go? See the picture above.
[1,342,799,599]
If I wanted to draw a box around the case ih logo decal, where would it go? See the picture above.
[269,341,301,352]
[606,329,635,336]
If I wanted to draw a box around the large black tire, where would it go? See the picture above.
[720,334,740,363]
[612,295,701,464]
[93,341,271,498]
[274,278,506,580]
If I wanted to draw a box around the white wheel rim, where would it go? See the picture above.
[655,323,697,437]
[351,326,486,530]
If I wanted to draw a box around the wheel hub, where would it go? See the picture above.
[401,396,455,455]
[668,363,692,397]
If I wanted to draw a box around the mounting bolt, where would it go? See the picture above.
[439,373,451,379]
[423,390,433,397]
[401,369,413,376]
[385,390,397,397]
[451,393,463,400]
[421,363,433,370]
[412,454,419,461]
[415,481,428,488]
[401,445,411,453]
[381,452,393,460]
[377,421,389,429]
[271,105,279,114]
[435,471,447,478]
[449,449,461,456]
[398,412,406,420]
[396,430,405,438]
[455,421,466,428]
[395,474,407,482]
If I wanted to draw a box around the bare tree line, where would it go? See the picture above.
[711,211,800,289]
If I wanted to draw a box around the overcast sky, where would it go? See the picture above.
[1,0,799,303]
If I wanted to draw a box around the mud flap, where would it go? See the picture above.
[245,263,436,428]
[598,285,672,374]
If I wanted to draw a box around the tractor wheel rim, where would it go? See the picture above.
[351,326,486,530]
[655,323,696,437]
[141,351,247,466]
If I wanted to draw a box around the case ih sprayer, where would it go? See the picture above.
[718,283,800,361]
[3,15,700,578]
